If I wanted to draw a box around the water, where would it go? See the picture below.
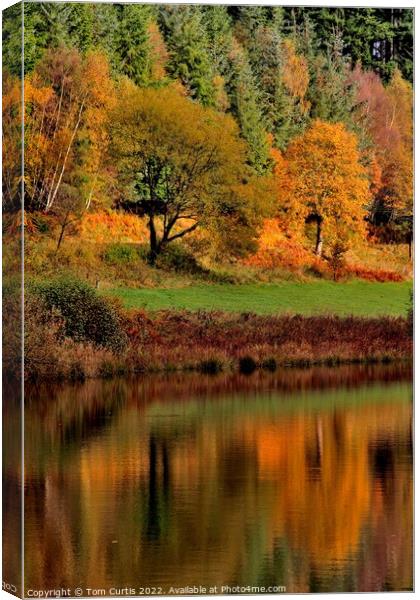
[8,364,413,593]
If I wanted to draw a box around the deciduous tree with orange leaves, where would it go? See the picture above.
[351,65,413,221]
[281,120,370,257]
[24,48,116,215]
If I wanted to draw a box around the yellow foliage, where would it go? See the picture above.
[283,120,370,250]
[282,39,310,114]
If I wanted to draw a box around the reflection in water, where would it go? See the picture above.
[14,365,413,593]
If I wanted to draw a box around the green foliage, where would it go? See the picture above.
[232,6,271,46]
[159,5,215,105]
[112,4,152,85]
[2,3,23,76]
[227,41,270,172]
[34,277,127,352]
[308,35,355,125]
[103,243,139,265]
[155,244,206,276]
[66,4,95,53]
[247,24,283,134]
[283,7,413,81]
[201,5,233,75]
[13,4,413,85]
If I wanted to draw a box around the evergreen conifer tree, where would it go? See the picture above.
[159,5,215,105]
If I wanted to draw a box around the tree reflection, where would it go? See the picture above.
[19,366,412,593]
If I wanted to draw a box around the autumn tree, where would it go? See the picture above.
[282,120,369,256]
[24,48,115,216]
[351,64,413,249]
[110,84,267,264]
[382,69,413,215]
[275,38,311,148]
[2,71,21,211]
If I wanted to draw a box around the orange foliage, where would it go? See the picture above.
[147,21,169,82]
[24,48,116,213]
[2,71,22,210]
[269,144,305,238]
[243,218,313,270]
[282,39,310,114]
[79,210,148,244]
[344,264,404,283]
[283,120,370,252]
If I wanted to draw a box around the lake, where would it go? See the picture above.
[5,364,413,594]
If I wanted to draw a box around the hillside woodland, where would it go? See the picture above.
[2,4,413,378]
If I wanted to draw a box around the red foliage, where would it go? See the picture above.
[120,309,412,371]
[344,264,404,283]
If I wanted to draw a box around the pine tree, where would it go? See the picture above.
[309,34,356,127]
[90,3,121,67]
[3,3,24,77]
[231,6,270,48]
[201,5,233,76]
[113,4,152,86]
[159,5,215,106]
[67,4,94,54]
[270,7,285,35]
[247,25,283,133]
[227,40,270,173]
[275,39,311,149]
[343,9,395,79]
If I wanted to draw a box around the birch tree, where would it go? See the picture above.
[24,48,115,214]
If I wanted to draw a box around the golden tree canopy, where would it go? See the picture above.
[283,120,370,250]
[110,83,272,261]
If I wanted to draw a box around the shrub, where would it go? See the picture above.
[329,242,348,281]
[103,243,138,264]
[69,361,86,381]
[199,358,224,374]
[31,214,51,234]
[34,277,127,352]
[99,360,116,378]
[305,257,331,279]
[239,355,257,374]
[156,244,208,275]
[3,279,25,378]
[344,264,404,282]
[261,357,277,371]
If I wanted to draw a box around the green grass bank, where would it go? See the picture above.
[105,280,412,317]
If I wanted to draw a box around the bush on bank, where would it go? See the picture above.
[3,278,412,381]
[33,277,127,352]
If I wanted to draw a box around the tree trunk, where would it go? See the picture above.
[55,212,70,253]
[315,216,323,256]
[148,214,159,265]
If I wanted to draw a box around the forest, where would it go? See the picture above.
[2,3,414,379]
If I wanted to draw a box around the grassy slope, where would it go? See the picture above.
[106,280,412,317]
